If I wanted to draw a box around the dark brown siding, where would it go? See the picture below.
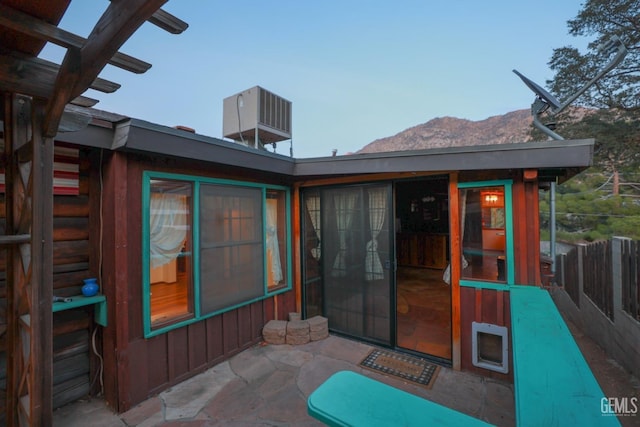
[460,287,513,382]
[511,176,541,286]
[102,152,296,412]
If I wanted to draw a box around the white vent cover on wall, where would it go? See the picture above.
[222,86,292,148]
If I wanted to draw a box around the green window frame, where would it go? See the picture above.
[142,171,292,337]
[458,179,515,291]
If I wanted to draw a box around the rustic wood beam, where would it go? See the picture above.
[0,235,31,245]
[30,98,54,426]
[148,8,189,34]
[44,46,82,137]
[70,96,99,108]
[0,52,121,100]
[69,0,169,101]
[0,3,152,74]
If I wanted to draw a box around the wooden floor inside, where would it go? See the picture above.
[396,267,452,360]
[150,276,191,326]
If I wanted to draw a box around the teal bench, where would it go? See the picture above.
[307,370,492,427]
[510,286,620,426]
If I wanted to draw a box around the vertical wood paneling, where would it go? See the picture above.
[188,321,207,371]
[167,328,189,382]
[525,180,540,284]
[206,315,224,362]
[251,301,265,340]
[145,335,168,392]
[127,161,143,338]
[126,338,148,408]
[460,287,513,382]
[222,311,240,355]
[100,153,298,411]
[100,151,130,411]
[512,181,528,285]
[237,305,253,349]
[264,295,275,321]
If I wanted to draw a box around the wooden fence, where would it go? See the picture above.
[555,239,639,322]
[551,237,640,379]
[619,239,640,322]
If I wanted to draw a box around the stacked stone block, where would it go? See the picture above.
[307,315,329,341]
[262,320,287,345]
[286,320,310,345]
[261,315,329,345]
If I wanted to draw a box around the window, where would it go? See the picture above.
[459,181,514,286]
[148,180,194,327]
[143,172,291,336]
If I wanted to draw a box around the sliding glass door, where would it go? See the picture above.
[302,184,393,345]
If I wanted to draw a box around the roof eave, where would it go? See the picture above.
[293,139,594,177]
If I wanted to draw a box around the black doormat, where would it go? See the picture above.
[359,348,440,389]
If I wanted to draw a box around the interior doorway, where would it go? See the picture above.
[395,177,452,361]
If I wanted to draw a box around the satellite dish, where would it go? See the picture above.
[514,36,627,117]
[512,69,561,110]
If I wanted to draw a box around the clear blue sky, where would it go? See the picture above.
[43,1,589,158]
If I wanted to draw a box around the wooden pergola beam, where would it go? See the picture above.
[44,0,169,137]
[0,3,152,74]
[0,52,121,100]
[148,8,189,34]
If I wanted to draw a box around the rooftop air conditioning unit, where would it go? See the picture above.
[223,86,292,149]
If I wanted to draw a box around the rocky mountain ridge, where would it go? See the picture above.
[357,107,594,153]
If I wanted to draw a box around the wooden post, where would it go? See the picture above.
[4,94,53,426]
[100,150,131,412]
[448,172,461,370]
[29,98,54,426]
[292,183,302,314]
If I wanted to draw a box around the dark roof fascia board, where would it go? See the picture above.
[54,120,115,149]
[292,139,594,177]
[112,118,296,175]
[55,114,594,179]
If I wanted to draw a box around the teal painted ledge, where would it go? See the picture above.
[459,280,510,291]
[52,294,107,327]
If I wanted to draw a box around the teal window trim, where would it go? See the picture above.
[458,179,515,286]
[193,180,201,319]
[142,171,292,338]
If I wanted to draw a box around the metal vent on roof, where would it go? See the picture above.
[223,86,292,149]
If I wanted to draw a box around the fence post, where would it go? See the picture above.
[611,237,627,320]
[577,243,586,309]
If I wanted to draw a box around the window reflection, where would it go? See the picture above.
[460,186,506,282]
[149,180,194,327]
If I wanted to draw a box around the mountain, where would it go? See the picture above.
[357,108,599,154]
[358,109,534,154]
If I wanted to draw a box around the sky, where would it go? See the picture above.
[42,1,590,158]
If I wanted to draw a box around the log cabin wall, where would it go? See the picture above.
[100,151,296,412]
[0,142,99,419]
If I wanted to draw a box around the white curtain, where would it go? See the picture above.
[366,188,386,281]
[305,195,321,260]
[443,189,468,284]
[331,191,358,277]
[266,198,283,286]
[150,193,188,269]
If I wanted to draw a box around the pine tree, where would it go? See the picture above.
[547,0,640,111]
